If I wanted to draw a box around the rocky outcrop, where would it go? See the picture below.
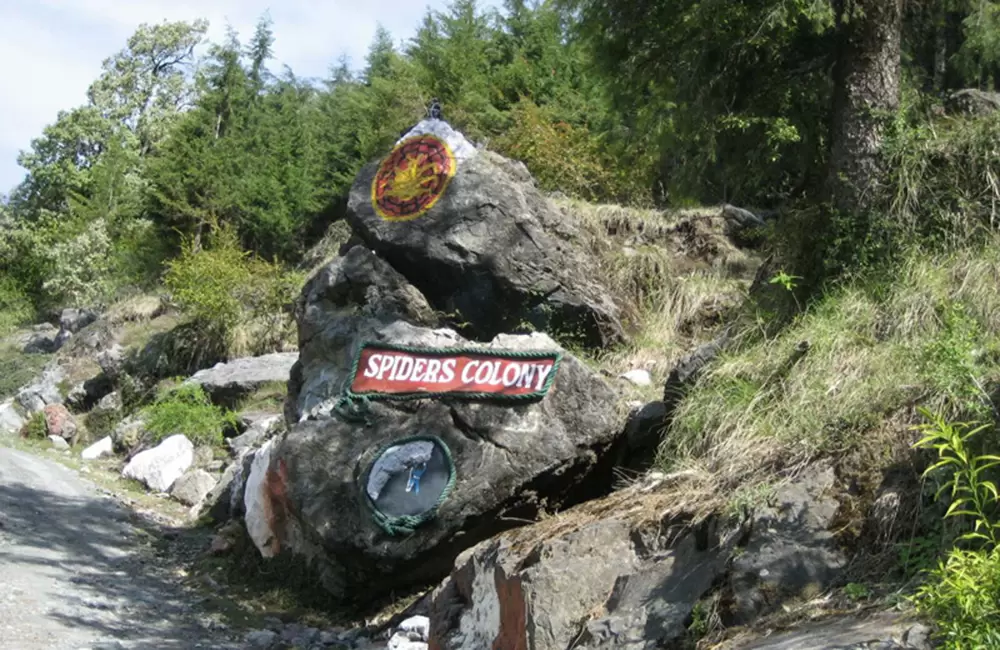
[345,120,627,349]
[429,476,744,650]
[721,464,846,623]
[428,467,850,650]
[184,353,298,410]
[122,434,194,493]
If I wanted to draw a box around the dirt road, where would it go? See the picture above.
[0,446,243,650]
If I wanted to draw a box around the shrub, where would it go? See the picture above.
[164,224,304,359]
[911,408,1000,647]
[20,412,47,440]
[141,383,238,447]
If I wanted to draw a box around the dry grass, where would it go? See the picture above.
[105,294,167,325]
[556,197,761,389]
[659,241,1000,508]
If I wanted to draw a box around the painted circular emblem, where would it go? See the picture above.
[370,134,456,222]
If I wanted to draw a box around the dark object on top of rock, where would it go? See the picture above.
[427,97,443,120]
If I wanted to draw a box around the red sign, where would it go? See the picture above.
[349,343,562,399]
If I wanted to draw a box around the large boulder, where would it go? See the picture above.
[428,477,746,650]
[254,322,621,603]
[42,404,77,440]
[184,353,298,410]
[345,119,626,349]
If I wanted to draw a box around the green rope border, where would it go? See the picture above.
[344,341,563,402]
[359,434,457,537]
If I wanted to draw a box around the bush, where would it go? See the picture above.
[912,409,1000,647]
[20,412,47,440]
[164,225,303,359]
[141,383,238,447]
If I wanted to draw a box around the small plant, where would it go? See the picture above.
[911,406,1000,547]
[141,383,238,447]
[911,408,1000,647]
[21,412,48,440]
[843,582,871,601]
[768,269,801,292]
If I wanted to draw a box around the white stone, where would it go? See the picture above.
[387,633,428,650]
[122,434,194,493]
[397,616,430,642]
[0,399,26,434]
[620,369,653,387]
[81,436,113,460]
[244,439,277,558]
[48,435,70,450]
[397,118,478,162]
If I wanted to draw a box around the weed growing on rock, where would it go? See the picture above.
[141,384,238,447]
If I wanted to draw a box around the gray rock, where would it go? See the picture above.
[346,124,626,349]
[48,435,70,450]
[430,494,745,650]
[281,623,320,646]
[734,612,925,649]
[200,448,256,522]
[245,629,279,649]
[22,331,56,354]
[724,464,847,623]
[0,399,26,435]
[122,434,194,493]
[16,363,66,413]
[946,88,1000,116]
[228,413,282,455]
[111,416,147,453]
[170,469,218,506]
[183,352,297,410]
[59,307,98,334]
[287,245,442,423]
[97,391,122,411]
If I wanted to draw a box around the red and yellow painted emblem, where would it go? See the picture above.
[371,134,456,222]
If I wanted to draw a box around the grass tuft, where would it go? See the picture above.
[660,241,1000,504]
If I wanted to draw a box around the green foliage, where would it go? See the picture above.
[164,225,302,358]
[21,412,47,440]
[0,346,49,400]
[843,582,872,601]
[913,408,1000,547]
[910,409,1000,647]
[141,383,237,446]
[0,277,34,335]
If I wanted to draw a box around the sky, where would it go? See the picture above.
[0,0,504,195]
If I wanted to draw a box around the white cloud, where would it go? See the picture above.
[0,0,503,195]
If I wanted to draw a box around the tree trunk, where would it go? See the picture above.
[826,0,904,216]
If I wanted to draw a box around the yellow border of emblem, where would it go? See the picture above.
[370,134,457,223]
